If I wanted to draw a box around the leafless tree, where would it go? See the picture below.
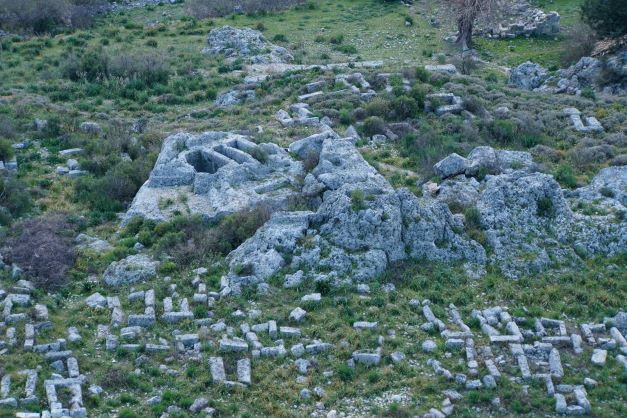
[445,0,497,50]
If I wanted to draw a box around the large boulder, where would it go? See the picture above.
[203,26,293,64]
[103,254,159,287]
[433,153,468,179]
[508,62,549,90]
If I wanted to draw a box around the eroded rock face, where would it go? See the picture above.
[203,26,293,64]
[430,148,626,279]
[223,136,485,293]
[125,129,625,291]
[123,132,304,224]
[478,172,575,278]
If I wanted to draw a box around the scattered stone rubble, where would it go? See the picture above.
[510,52,626,95]
[478,1,560,39]
[2,258,626,417]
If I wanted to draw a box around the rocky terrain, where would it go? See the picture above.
[0,0,625,417]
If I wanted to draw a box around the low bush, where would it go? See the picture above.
[390,96,419,120]
[0,138,14,161]
[0,177,32,225]
[73,159,154,215]
[365,97,390,118]
[63,48,170,86]
[560,23,596,66]
[0,0,106,34]
[415,67,430,83]
[7,214,76,290]
[554,164,578,188]
[186,0,306,19]
[363,116,386,137]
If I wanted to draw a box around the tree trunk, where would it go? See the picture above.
[455,15,474,51]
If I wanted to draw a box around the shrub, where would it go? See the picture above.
[560,23,597,66]
[581,0,627,37]
[73,159,153,215]
[365,97,390,118]
[415,67,430,83]
[462,96,485,115]
[391,96,419,120]
[63,49,170,86]
[7,214,76,290]
[363,116,386,137]
[337,364,355,382]
[0,0,106,34]
[0,138,14,161]
[554,165,578,188]
[536,197,555,218]
[488,120,517,144]
[186,0,306,19]
[303,149,320,172]
[351,189,366,212]
[333,44,357,54]
[0,115,16,140]
[0,177,32,224]
[464,207,482,230]
[143,206,273,266]
[408,85,426,107]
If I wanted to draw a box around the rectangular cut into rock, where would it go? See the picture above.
[279,326,301,338]
[549,348,564,379]
[580,324,595,344]
[237,358,251,385]
[423,305,446,331]
[122,131,304,226]
[535,374,555,395]
[352,350,381,366]
[610,327,626,347]
[516,355,532,380]
[485,359,501,378]
[268,320,278,339]
[175,334,199,347]
[209,357,226,383]
[571,334,583,354]
[591,349,607,366]
[220,338,248,353]
[67,357,80,378]
[541,336,571,347]
[145,344,170,353]
[353,321,377,330]
[128,314,156,328]
[261,345,287,358]
[574,387,591,413]
[490,335,522,343]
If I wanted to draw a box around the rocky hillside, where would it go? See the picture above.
[0,1,625,417]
